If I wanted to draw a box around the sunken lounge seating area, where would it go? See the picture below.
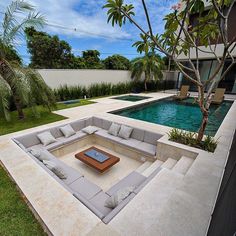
[13,116,163,223]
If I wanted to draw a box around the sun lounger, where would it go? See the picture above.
[175,85,190,100]
[211,88,226,104]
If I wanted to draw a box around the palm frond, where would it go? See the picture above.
[131,54,164,83]
[0,75,12,121]
[24,68,56,111]
[2,1,45,45]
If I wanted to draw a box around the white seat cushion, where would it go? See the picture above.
[43,160,67,179]
[82,126,99,134]
[95,129,122,142]
[136,142,156,156]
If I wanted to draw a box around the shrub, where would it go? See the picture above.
[53,79,176,102]
[168,128,218,152]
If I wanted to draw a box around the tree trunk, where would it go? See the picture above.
[144,80,147,91]
[13,96,25,120]
[197,110,208,142]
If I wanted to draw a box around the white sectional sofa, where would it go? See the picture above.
[13,116,163,223]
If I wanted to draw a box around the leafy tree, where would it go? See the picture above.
[82,50,104,69]
[103,54,130,70]
[104,0,236,141]
[0,1,55,120]
[25,27,85,69]
[4,45,22,64]
[131,53,164,91]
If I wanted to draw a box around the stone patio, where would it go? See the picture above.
[0,91,235,236]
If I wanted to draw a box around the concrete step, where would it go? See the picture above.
[142,159,164,177]
[136,161,152,174]
[161,158,178,169]
[172,156,194,175]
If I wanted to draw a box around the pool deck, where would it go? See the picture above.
[0,91,236,236]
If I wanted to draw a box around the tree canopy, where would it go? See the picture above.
[103,54,130,70]
[25,28,131,70]
[82,50,104,69]
[25,27,85,69]
[131,53,164,91]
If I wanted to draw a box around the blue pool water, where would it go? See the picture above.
[112,98,233,136]
[113,95,151,102]
[57,99,80,105]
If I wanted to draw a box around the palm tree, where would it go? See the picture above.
[131,53,164,91]
[0,0,55,121]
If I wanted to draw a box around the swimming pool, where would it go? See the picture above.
[113,95,151,102]
[111,97,233,136]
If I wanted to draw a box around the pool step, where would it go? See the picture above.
[172,156,194,175]
[142,159,164,177]
[136,161,152,174]
[161,158,178,169]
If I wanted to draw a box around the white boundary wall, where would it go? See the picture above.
[38,69,132,89]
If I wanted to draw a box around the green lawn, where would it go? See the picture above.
[0,99,95,135]
[55,99,94,110]
[0,165,46,236]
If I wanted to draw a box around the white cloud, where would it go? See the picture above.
[0,0,177,41]
[0,0,131,40]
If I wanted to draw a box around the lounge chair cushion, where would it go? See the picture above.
[131,128,145,141]
[29,149,52,162]
[102,119,112,130]
[136,142,156,156]
[43,160,67,179]
[69,177,102,199]
[37,131,57,146]
[45,137,64,151]
[70,120,86,132]
[90,192,112,216]
[62,131,87,145]
[92,117,103,128]
[118,138,142,149]
[102,193,136,224]
[106,171,146,196]
[15,133,41,148]
[28,148,41,158]
[104,186,135,209]
[28,143,44,152]
[82,126,99,135]
[118,125,133,140]
[108,122,121,136]
[143,131,162,145]
[49,127,63,138]
[60,124,76,138]
[95,129,122,142]
[73,193,106,219]
[85,117,93,127]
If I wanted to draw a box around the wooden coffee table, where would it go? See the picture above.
[75,146,120,173]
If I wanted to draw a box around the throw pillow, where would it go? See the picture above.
[28,148,41,158]
[60,124,76,138]
[118,125,133,139]
[108,123,121,136]
[82,126,98,134]
[104,186,135,209]
[43,160,67,179]
[37,131,57,146]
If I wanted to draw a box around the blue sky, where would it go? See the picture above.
[0,0,177,64]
